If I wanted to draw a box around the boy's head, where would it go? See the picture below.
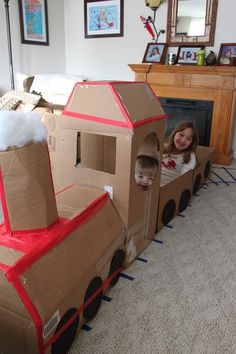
[135,155,158,191]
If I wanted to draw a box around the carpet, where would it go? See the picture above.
[69,163,236,354]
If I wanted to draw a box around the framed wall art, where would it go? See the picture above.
[18,0,49,45]
[176,46,204,65]
[217,43,236,65]
[142,43,167,64]
[84,0,124,39]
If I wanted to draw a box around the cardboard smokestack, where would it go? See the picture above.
[0,142,58,232]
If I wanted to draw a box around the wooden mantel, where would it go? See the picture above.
[129,64,236,165]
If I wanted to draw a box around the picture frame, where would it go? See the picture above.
[217,43,236,65]
[84,0,124,39]
[142,43,167,64]
[176,46,204,65]
[18,0,49,45]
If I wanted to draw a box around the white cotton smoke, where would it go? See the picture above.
[0,110,47,151]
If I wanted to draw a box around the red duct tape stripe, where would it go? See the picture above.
[55,184,74,195]
[44,265,124,349]
[6,193,109,277]
[62,110,130,128]
[0,168,11,234]
[0,262,10,272]
[63,83,77,114]
[109,83,133,130]
[0,219,60,253]
[133,114,167,128]
[8,268,44,354]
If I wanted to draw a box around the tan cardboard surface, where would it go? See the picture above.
[65,84,126,123]
[113,82,165,123]
[22,198,125,323]
[157,170,193,232]
[0,142,58,231]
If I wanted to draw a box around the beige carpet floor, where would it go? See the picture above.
[69,163,236,354]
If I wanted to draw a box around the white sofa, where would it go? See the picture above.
[0,73,86,115]
[23,73,86,114]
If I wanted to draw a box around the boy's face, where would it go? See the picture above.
[135,167,157,191]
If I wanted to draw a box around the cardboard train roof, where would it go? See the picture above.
[63,81,166,130]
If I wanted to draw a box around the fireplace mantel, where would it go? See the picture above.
[129,64,236,165]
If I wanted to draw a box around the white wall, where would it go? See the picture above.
[0,0,236,154]
[0,0,65,94]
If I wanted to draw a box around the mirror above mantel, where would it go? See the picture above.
[167,0,218,46]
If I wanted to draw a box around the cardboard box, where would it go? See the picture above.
[156,145,215,231]
[0,140,126,354]
[0,142,58,231]
[156,170,193,231]
[193,145,215,194]
[43,81,167,264]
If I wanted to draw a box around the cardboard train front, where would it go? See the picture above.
[0,82,214,354]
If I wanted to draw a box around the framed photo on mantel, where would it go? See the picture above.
[142,43,167,64]
[176,46,203,65]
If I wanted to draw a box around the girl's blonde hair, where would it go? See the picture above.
[164,121,199,163]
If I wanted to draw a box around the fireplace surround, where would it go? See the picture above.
[129,64,236,165]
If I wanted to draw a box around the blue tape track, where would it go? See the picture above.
[137,256,148,263]
[120,273,135,281]
[153,239,163,244]
[82,324,92,331]
[102,295,112,302]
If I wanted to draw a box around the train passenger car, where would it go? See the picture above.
[157,145,214,231]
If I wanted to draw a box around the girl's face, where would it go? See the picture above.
[174,127,193,152]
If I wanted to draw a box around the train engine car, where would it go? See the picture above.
[0,112,126,354]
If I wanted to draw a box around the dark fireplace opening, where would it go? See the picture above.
[160,97,213,146]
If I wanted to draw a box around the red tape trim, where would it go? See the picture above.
[0,168,11,234]
[7,268,44,354]
[109,83,133,130]
[44,265,124,349]
[5,193,109,278]
[133,114,167,128]
[62,110,129,128]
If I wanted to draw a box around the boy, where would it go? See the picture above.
[135,155,158,191]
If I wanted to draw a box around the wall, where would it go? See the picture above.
[0,0,236,155]
[0,0,65,94]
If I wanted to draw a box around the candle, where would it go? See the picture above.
[148,0,162,8]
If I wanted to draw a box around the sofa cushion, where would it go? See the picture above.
[0,91,41,112]
[29,74,85,105]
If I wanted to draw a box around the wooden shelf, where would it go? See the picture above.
[129,64,236,165]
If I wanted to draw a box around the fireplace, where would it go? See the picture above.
[129,64,236,165]
[160,97,213,146]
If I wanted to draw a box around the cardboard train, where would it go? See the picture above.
[0,82,214,354]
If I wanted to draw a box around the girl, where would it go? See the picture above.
[161,121,198,185]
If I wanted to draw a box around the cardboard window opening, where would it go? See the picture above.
[79,132,116,174]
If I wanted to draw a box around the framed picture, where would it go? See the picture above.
[84,0,124,39]
[18,0,49,45]
[217,43,236,65]
[176,46,204,65]
[142,43,167,64]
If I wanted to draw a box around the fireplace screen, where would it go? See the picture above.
[160,97,213,146]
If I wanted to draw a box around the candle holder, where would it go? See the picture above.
[142,0,166,42]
